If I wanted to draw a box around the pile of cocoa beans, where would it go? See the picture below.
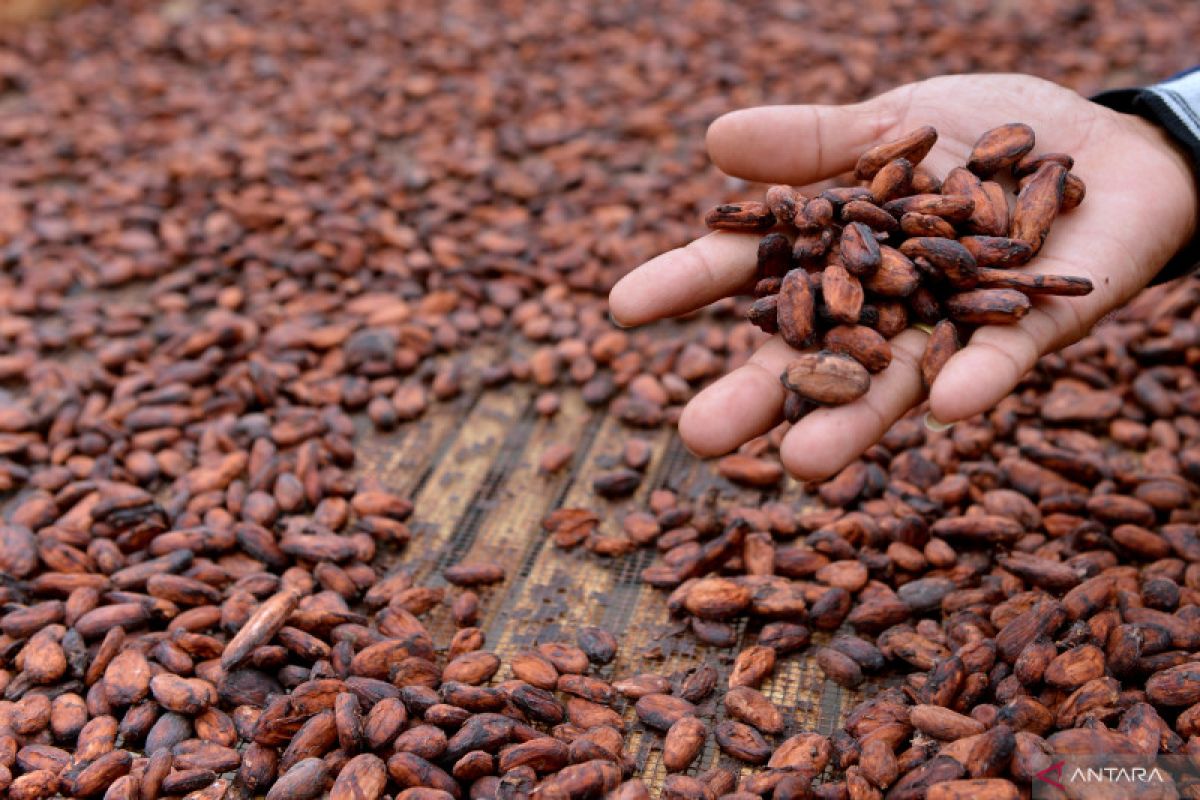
[546,278,1200,798]
[0,2,1199,800]
[707,123,1093,412]
[0,565,678,800]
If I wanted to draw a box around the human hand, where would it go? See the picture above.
[608,73,1198,481]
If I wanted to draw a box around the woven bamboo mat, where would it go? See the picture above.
[359,342,868,792]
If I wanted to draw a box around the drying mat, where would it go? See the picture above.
[357,340,873,793]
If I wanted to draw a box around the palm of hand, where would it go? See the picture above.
[609,74,1197,480]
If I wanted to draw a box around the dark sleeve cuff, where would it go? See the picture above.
[1093,67,1200,284]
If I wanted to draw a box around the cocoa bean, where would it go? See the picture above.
[705,202,776,232]
[843,199,900,232]
[883,194,974,222]
[796,197,835,232]
[1011,162,1068,253]
[765,186,802,224]
[777,269,817,349]
[967,123,1036,176]
[868,158,913,204]
[900,210,958,238]
[816,647,864,688]
[974,268,1093,296]
[823,325,892,373]
[717,455,783,487]
[221,591,299,671]
[683,577,752,618]
[821,263,865,325]
[958,236,1034,268]
[1146,663,1200,706]
[855,127,938,179]
[676,663,718,703]
[945,289,1031,324]
[662,716,706,772]
[714,720,771,764]
[329,754,388,800]
[724,686,784,734]
[793,228,835,260]
[729,646,776,688]
[864,247,921,297]
[920,319,959,389]
[443,564,505,587]
[781,352,871,406]
[909,705,985,741]
[613,674,671,699]
[899,238,978,289]
[634,694,695,732]
[841,222,882,277]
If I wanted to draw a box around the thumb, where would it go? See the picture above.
[706,86,915,185]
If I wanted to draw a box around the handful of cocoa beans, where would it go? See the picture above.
[705,123,1091,415]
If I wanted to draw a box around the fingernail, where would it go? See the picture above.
[608,311,630,329]
[924,412,953,432]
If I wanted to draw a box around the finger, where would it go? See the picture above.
[779,329,929,481]
[926,311,1054,425]
[609,232,758,327]
[927,236,1125,424]
[677,337,797,457]
[705,88,912,185]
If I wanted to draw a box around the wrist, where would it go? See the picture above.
[1093,72,1200,283]
[1135,115,1200,261]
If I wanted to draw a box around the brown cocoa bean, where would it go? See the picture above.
[765,186,801,224]
[704,202,776,232]
[781,352,871,406]
[821,263,865,325]
[717,454,783,487]
[777,269,816,349]
[855,126,938,179]
[723,686,784,734]
[883,193,974,221]
[899,238,978,289]
[840,222,882,277]
[662,716,706,772]
[714,720,771,764]
[945,289,1031,324]
[823,325,892,373]
[1011,162,1068,253]
[967,123,1035,176]
[633,694,695,732]
[868,158,913,204]
[864,246,920,297]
